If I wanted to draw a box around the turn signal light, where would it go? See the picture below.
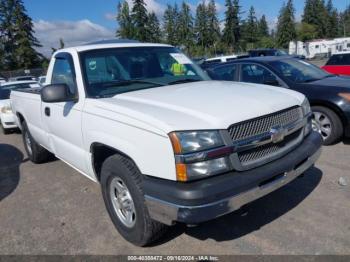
[169,132,182,154]
[176,163,187,182]
[339,93,350,102]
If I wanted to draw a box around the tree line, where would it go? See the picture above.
[0,0,350,71]
[117,0,350,57]
[0,0,44,71]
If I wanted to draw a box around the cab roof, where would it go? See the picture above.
[55,39,173,55]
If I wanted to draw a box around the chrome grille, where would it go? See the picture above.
[228,107,303,141]
[238,129,302,164]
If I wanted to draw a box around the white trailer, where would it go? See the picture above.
[289,37,350,59]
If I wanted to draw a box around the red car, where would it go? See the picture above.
[322,52,350,76]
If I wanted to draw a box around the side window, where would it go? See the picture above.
[326,55,338,65]
[344,54,350,65]
[211,65,236,81]
[51,57,76,93]
[241,64,280,86]
[327,54,350,66]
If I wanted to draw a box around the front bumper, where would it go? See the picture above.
[144,131,322,225]
[0,112,17,129]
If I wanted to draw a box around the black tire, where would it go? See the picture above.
[22,121,53,163]
[100,154,167,246]
[312,106,343,145]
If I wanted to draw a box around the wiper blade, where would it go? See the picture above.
[302,78,318,83]
[102,80,166,88]
[168,79,201,85]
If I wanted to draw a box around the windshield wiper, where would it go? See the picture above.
[322,75,334,79]
[168,79,201,85]
[301,78,319,83]
[102,79,166,88]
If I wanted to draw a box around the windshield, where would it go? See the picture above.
[0,83,37,99]
[80,47,209,98]
[270,59,331,83]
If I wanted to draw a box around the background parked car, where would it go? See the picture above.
[9,76,37,82]
[38,76,46,85]
[248,48,305,59]
[200,55,238,70]
[249,49,288,57]
[206,56,350,145]
[0,81,40,134]
[322,51,350,76]
[0,77,6,85]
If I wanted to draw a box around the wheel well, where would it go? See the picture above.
[90,143,138,182]
[17,113,25,123]
[16,113,25,129]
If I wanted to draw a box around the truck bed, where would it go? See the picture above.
[14,87,41,95]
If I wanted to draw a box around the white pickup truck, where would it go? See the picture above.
[10,40,322,246]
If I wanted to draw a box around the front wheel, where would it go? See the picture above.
[100,154,167,246]
[312,106,343,145]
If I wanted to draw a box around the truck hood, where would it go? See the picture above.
[90,81,304,135]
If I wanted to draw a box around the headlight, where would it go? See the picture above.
[0,105,12,114]
[301,98,312,136]
[169,131,231,181]
[185,157,230,180]
[169,131,224,154]
[339,93,350,102]
[301,98,311,116]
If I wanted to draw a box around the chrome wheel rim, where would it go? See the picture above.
[24,131,33,156]
[109,177,136,228]
[312,112,332,141]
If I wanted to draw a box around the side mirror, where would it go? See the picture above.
[263,77,280,87]
[41,84,78,103]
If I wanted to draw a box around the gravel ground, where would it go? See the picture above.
[0,130,349,255]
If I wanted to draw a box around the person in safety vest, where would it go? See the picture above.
[171,62,186,76]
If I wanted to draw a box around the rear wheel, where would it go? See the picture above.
[22,121,53,163]
[100,154,167,246]
[312,106,343,145]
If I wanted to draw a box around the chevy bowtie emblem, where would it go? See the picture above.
[270,126,286,143]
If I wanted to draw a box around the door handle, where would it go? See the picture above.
[45,107,51,117]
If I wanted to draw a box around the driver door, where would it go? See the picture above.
[42,53,87,173]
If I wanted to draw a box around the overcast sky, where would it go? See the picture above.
[22,0,349,57]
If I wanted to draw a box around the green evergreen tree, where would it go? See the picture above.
[0,0,16,69]
[178,2,194,50]
[207,0,220,46]
[244,6,259,44]
[232,0,241,46]
[13,0,42,69]
[116,1,134,39]
[296,22,318,41]
[340,7,350,36]
[258,15,269,37]
[0,0,42,70]
[163,4,178,45]
[222,0,241,49]
[131,0,149,41]
[147,12,161,43]
[194,1,207,49]
[276,0,297,48]
[302,0,328,38]
[325,0,339,38]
